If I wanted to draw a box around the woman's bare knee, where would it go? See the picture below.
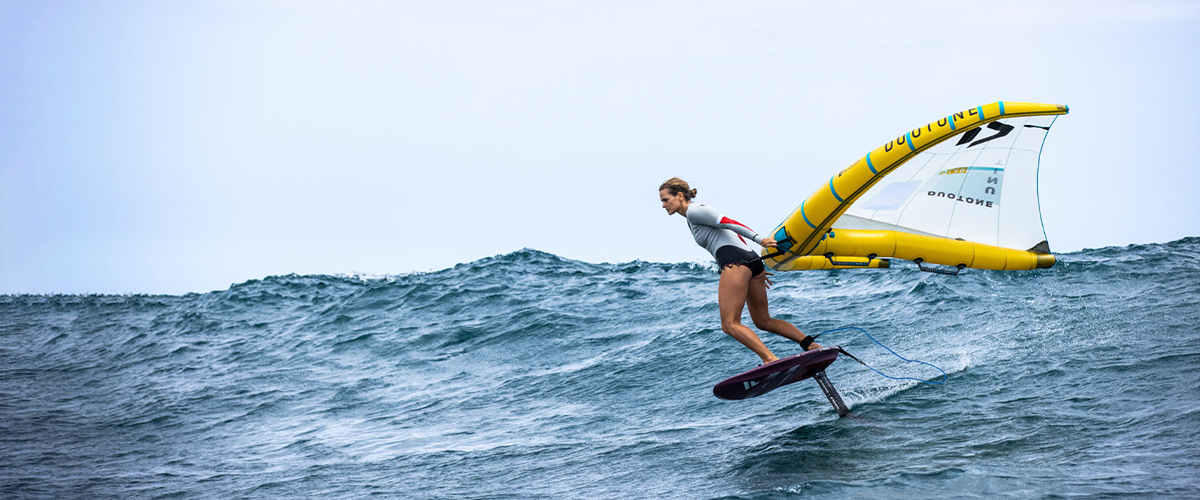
[721,321,741,335]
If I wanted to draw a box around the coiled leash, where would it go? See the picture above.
[811,327,947,385]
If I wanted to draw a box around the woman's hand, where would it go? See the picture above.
[754,271,775,289]
[761,237,777,248]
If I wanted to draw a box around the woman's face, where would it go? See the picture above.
[660,189,685,215]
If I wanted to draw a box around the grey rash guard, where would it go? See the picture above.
[685,203,764,259]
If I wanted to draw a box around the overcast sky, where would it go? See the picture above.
[2,0,1198,294]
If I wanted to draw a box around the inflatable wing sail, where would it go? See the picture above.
[765,102,1068,272]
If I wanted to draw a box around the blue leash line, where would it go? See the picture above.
[812,327,947,385]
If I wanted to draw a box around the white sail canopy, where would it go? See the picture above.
[835,115,1059,253]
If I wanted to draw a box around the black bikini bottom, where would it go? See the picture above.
[715,246,765,278]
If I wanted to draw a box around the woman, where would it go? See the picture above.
[659,177,820,364]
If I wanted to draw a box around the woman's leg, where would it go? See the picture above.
[718,265,777,363]
[746,274,822,350]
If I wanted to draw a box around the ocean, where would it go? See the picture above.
[3,238,1199,499]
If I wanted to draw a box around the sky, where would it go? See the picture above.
[2,0,1198,294]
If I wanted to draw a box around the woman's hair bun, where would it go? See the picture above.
[659,177,696,201]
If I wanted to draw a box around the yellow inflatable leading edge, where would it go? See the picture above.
[764,101,1068,272]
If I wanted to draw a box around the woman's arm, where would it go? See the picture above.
[687,204,765,246]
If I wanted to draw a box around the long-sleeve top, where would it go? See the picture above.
[685,203,764,259]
